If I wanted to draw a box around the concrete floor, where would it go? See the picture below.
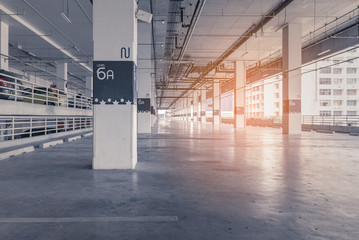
[0,119,358,239]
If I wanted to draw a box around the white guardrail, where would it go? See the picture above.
[0,115,93,142]
[0,70,92,109]
[302,115,359,127]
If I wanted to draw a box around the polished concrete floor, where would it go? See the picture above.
[0,119,358,239]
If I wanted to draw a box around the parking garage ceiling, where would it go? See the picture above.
[0,0,358,106]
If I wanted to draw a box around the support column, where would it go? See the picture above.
[193,91,198,122]
[282,24,302,135]
[201,89,206,123]
[234,61,246,128]
[137,22,152,133]
[93,0,138,169]
[0,21,9,71]
[56,62,68,91]
[85,76,93,98]
[213,82,221,125]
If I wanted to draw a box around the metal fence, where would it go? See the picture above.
[0,71,92,109]
[302,115,359,127]
[0,115,93,142]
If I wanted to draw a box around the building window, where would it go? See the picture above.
[333,89,343,96]
[347,59,354,63]
[320,67,331,74]
[333,59,340,64]
[347,100,357,106]
[333,78,342,85]
[347,111,357,116]
[319,89,331,95]
[333,100,342,106]
[347,78,357,85]
[348,49,357,53]
[333,111,342,116]
[320,111,331,116]
[347,89,357,96]
[320,100,331,106]
[347,68,357,74]
[319,78,331,85]
[333,68,342,74]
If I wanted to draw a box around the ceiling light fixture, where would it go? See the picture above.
[318,49,331,56]
[0,3,92,73]
[60,11,72,24]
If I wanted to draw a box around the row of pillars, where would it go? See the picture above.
[173,24,302,135]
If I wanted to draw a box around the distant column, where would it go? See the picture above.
[234,61,246,128]
[137,22,152,133]
[282,24,302,134]
[0,21,9,71]
[85,76,93,99]
[213,82,221,125]
[201,89,206,123]
[193,91,198,122]
[56,62,68,92]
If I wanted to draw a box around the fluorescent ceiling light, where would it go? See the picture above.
[318,49,331,56]
[60,12,72,24]
[0,3,92,73]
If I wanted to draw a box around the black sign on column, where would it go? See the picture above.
[137,98,151,113]
[93,61,137,105]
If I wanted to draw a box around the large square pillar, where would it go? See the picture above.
[282,24,302,135]
[213,82,221,125]
[234,61,246,128]
[0,21,9,71]
[92,0,138,169]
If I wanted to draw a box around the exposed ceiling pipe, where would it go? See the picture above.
[173,0,206,61]
[167,0,295,108]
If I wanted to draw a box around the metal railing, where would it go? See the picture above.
[302,115,359,127]
[0,71,92,109]
[0,115,93,142]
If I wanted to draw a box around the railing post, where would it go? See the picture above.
[45,118,47,135]
[30,117,33,137]
[46,87,49,105]
[11,117,15,140]
[14,78,17,101]
[31,84,34,104]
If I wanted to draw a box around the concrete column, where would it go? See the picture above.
[85,76,93,98]
[201,89,206,123]
[151,95,157,126]
[188,98,193,121]
[0,21,9,71]
[193,91,198,122]
[137,22,152,133]
[56,62,68,91]
[282,24,302,135]
[93,0,138,169]
[234,61,246,128]
[213,82,221,125]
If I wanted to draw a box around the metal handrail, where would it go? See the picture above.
[0,115,93,142]
[0,71,92,109]
[302,115,359,127]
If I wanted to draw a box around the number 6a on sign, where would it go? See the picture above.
[97,67,114,80]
